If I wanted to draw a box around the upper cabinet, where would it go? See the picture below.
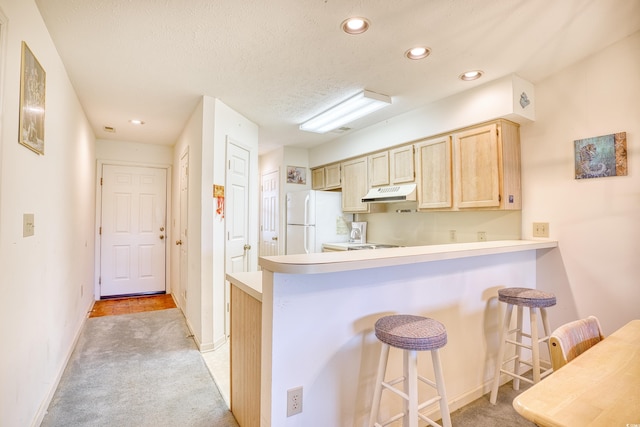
[389,145,415,184]
[341,157,370,212]
[415,136,452,209]
[414,119,521,211]
[310,119,521,212]
[311,163,341,190]
[368,151,389,187]
[453,120,521,210]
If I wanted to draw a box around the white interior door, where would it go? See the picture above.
[260,169,280,257]
[178,150,189,307]
[100,164,167,297]
[226,140,251,336]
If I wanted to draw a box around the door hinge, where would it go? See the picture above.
[100,177,103,185]
[227,302,230,312]
[99,226,102,235]
[99,277,101,285]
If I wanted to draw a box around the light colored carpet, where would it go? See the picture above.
[41,308,238,427]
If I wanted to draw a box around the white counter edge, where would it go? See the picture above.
[259,240,558,275]
[226,271,263,301]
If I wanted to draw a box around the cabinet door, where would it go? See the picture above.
[368,151,389,187]
[311,168,325,190]
[325,164,342,189]
[341,157,369,212]
[415,136,452,209]
[390,145,415,184]
[454,123,500,208]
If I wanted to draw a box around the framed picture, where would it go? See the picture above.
[286,166,307,184]
[574,132,627,179]
[19,41,46,155]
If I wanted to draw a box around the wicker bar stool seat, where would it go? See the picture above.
[369,314,451,427]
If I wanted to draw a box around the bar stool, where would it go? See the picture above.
[489,287,556,404]
[369,314,452,427]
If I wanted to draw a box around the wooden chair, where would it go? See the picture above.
[549,316,604,371]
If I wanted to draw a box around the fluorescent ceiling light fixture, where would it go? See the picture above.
[300,90,392,134]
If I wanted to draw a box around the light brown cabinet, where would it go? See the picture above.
[415,136,452,209]
[389,145,415,184]
[415,119,521,211]
[368,151,389,187]
[453,120,521,210]
[311,163,341,190]
[341,157,370,212]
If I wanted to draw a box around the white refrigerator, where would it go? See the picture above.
[286,190,351,254]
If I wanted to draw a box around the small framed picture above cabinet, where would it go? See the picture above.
[286,166,307,184]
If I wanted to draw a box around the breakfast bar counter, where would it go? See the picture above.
[253,239,558,427]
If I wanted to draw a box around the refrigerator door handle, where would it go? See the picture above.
[304,225,309,254]
[304,194,310,225]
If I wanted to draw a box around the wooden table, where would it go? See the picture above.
[513,319,640,426]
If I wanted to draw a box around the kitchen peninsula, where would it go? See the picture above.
[228,240,557,427]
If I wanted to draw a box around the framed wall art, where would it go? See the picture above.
[19,41,46,155]
[286,166,306,184]
[574,132,627,180]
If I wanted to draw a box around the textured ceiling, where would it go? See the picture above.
[35,0,640,154]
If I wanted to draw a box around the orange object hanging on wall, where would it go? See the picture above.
[214,184,225,219]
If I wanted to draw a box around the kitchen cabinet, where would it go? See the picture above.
[341,157,369,212]
[311,163,341,190]
[368,151,389,187]
[453,120,521,210]
[415,119,521,211]
[389,145,415,184]
[415,136,452,209]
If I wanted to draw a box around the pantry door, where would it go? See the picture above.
[100,164,167,297]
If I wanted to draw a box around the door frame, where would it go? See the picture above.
[94,159,172,300]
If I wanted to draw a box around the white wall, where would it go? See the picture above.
[521,31,640,334]
[211,98,259,347]
[95,139,173,165]
[172,96,258,351]
[172,98,205,345]
[0,1,96,425]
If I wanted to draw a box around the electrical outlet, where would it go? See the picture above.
[287,386,303,416]
[478,231,487,241]
[449,230,457,242]
[533,222,549,238]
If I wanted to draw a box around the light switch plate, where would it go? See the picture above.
[23,213,34,237]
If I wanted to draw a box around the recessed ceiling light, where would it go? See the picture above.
[341,17,370,35]
[459,70,483,81]
[405,47,431,60]
[129,119,145,125]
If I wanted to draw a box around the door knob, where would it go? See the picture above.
[243,244,251,250]
[176,240,183,245]
[272,236,278,241]
[159,235,165,240]
[160,226,165,232]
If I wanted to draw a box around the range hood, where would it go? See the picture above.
[361,184,417,203]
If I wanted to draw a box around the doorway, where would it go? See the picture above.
[99,164,168,298]
[260,169,280,257]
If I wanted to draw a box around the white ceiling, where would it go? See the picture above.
[35,0,640,154]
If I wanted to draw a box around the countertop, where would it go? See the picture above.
[226,271,263,301]
[260,239,558,274]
